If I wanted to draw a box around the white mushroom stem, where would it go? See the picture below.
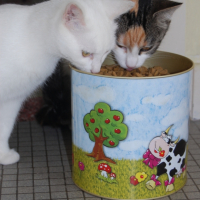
[111,177,114,180]
[101,170,108,178]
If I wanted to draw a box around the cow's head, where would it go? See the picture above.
[149,125,180,159]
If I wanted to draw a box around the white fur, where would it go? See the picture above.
[113,45,150,70]
[0,0,134,165]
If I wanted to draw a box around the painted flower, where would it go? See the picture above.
[136,172,147,183]
[130,176,139,186]
[159,150,165,157]
[78,161,85,171]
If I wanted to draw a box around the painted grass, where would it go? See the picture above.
[72,145,187,199]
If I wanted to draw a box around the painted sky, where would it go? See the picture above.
[71,71,192,160]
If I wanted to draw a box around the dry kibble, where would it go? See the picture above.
[98,65,170,77]
[117,71,124,76]
[112,71,117,76]
[135,72,143,77]
[154,70,159,76]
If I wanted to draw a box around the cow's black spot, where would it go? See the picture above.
[174,139,186,156]
[166,155,172,162]
[169,163,171,166]
[169,148,173,152]
[178,158,181,163]
[181,158,185,169]
[169,168,177,178]
[157,162,167,176]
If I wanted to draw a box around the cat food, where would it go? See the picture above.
[98,65,170,77]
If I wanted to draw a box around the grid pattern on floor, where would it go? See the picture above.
[0,120,199,200]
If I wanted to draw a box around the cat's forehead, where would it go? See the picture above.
[79,23,116,54]
[118,26,147,50]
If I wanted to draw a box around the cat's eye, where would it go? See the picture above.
[140,46,152,52]
[117,43,124,48]
[117,43,127,53]
[82,51,91,57]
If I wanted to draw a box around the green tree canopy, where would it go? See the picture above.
[83,102,128,148]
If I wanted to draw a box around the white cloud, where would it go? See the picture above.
[161,99,189,126]
[119,140,149,151]
[73,85,115,103]
[173,120,189,141]
[125,114,145,122]
[142,94,171,106]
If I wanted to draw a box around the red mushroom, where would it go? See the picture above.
[98,163,111,178]
[110,172,116,180]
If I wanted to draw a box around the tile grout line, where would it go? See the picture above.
[30,121,35,200]
[188,126,200,194]
[56,127,69,200]
[43,126,52,200]
[187,122,200,196]
[191,122,200,149]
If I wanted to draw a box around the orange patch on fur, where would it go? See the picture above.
[120,26,146,51]
[130,0,139,16]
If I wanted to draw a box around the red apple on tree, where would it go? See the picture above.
[113,115,120,121]
[115,129,121,134]
[109,141,115,146]
[105,119,110,124]
[90,119,95,123]
[98,108,104,114]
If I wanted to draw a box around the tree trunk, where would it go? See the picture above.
[87,128,116,164]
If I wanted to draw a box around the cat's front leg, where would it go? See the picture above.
[0,98,23,165]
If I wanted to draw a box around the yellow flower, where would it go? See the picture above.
[135,172,147,183]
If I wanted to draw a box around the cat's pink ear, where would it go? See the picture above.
[64,4,85,30]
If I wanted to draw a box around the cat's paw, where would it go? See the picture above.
[0,149,20,165]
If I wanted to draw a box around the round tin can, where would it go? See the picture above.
[71,51,193,199]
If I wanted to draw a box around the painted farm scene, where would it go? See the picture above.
[71,70,192,199]
[72,103,188,199]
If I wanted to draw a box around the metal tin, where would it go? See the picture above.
[71,51,193,200]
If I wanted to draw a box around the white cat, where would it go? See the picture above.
[0,0,134,165]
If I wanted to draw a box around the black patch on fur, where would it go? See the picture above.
[174,139,186,157]
[169,147,173,152]
[166,155,172,162]
[157,162,167,176]
[169,168,177,178]
[178,158,181,163]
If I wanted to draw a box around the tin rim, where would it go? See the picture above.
[69,51,194,79]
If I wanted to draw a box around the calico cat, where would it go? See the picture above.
[113,0,182,70]
[0,0,134,165]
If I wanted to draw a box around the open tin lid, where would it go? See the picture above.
[70,51,194,79]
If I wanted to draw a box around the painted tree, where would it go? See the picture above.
[83,102,128,164]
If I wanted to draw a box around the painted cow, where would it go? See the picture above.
[144,125,187,192]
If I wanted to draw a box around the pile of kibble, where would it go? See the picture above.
[98,65,170,77]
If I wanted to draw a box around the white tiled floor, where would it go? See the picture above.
[0,120,199,200]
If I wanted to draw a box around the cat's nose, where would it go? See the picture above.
[127,66,136,71]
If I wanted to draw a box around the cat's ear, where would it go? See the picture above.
[64,4,85,31]
[102,0,135,20]
[153,1,182,27]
